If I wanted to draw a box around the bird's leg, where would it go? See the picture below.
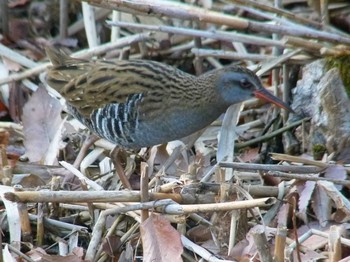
[110,146,132,190]
[73,134,99,168]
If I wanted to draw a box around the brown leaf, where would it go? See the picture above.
[8,18,31,43]
[147,143,176,176]
[22,86,63,164]
[140,214,183,262]
[298,180,316,223]
[101,235,122,257]
[229,238,249,259]
[311,185,331,227]
[11,174,46,187]
[238,147,260,163]
[187,224,212,242]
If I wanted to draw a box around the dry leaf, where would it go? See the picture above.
[8,18,31,42]
[312,185,331,227]
[318,180,350,217]
[187,224,212,242]
[140,214,183,262]
[22,86,63,164]
[101,235,122,257]
[238,147,260,163]
[147,144,172,175]
[298,180,316,222]
[11,173,46,187]
[229,238,249,259]
[119,242,134,262]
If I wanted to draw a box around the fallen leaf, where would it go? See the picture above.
[312,185,331,227]
[187,224,212,242]
[11,173,46,187]
[22,86,63,164]
[140,214,183,262]
[8,18,31,43]
[298,180,316,223]
[101,235,122,257]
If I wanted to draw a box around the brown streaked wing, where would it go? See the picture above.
[60,62,161,117]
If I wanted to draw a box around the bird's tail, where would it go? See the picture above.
[45,47,93,91]
[45,46,74,66]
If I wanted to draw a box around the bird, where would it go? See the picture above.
[45,47,292,149]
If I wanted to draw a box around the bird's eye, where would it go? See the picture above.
[240,79,252,89]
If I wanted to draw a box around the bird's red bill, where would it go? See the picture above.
[254,88,293,112]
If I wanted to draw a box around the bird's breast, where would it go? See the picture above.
[66,88,222,148]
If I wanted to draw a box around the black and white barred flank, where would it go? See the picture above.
[90,94,143,146]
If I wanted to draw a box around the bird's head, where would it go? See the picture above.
[214,66,293,112]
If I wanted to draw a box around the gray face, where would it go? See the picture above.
[216,70,263,105]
